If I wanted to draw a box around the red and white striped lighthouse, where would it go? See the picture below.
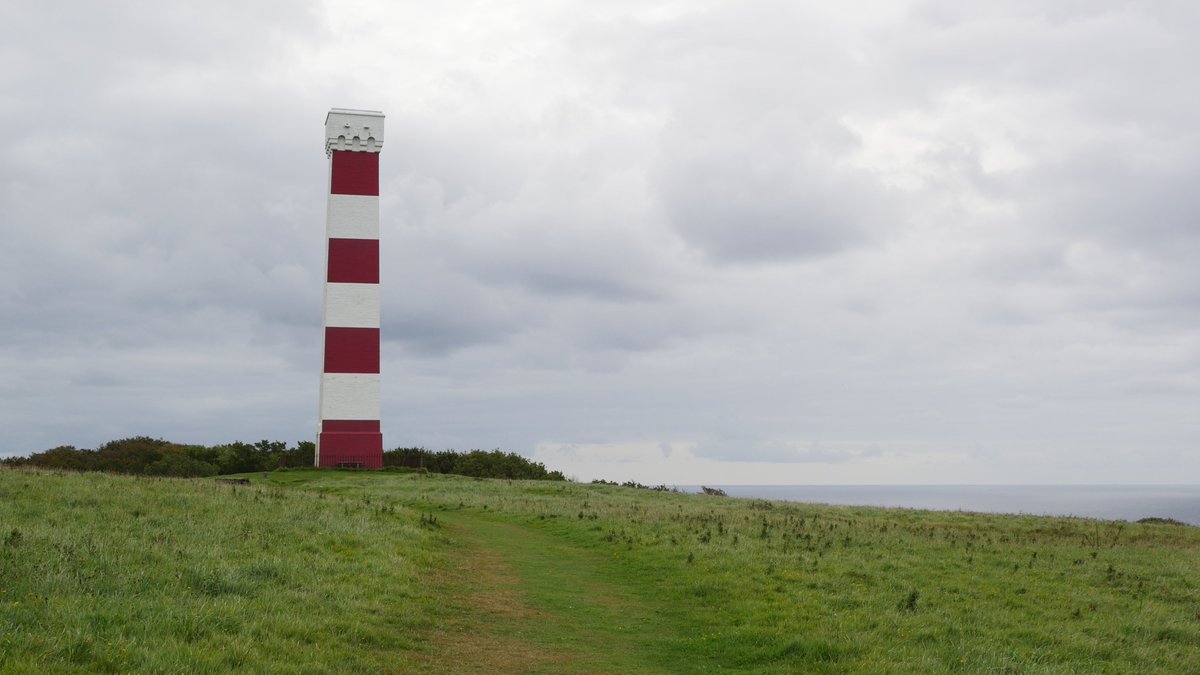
[316,108,385,468]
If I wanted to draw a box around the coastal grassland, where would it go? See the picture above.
[0,468,436,673]
[4,466,1198,673]
[267,470,1200,673]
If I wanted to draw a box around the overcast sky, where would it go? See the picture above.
[1,1,1197,484]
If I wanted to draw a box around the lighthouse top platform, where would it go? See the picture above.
[325,108,385,155]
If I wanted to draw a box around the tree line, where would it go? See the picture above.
[383,448,565,480]
[1,437,565,481]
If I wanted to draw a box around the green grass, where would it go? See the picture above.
[4,467,1199,672]
[443,508,705,672]
[266,470,1200,673]
[0,468,437,672]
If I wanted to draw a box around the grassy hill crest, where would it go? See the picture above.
[2,467,1198,672]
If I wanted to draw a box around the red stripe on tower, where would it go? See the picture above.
[323,327,381,373]
[330,151,380,196]
[327,239,380,283]
[317,108,385,469]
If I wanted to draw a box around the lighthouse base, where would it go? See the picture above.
[317,422,383,468]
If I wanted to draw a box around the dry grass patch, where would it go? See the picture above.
[418,521,576,674]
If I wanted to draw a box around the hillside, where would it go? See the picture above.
[3,468,1198,672]
[0,469,436,672]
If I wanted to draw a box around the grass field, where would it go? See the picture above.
[3,467,1198,672]
[0,469,438,672]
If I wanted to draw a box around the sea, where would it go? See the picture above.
[677,485,1200,526]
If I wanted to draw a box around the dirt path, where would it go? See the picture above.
[416,512,668,674]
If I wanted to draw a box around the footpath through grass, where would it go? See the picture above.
[4,466,1200,672]
[269,469,1200,673]
[419,510,681,673]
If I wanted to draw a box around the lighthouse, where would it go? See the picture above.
[316,108,385,469]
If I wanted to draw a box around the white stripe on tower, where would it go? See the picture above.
[320,373,382,419]
[316,108,385,469]
[324,284,380,327]
[326,194,380,239]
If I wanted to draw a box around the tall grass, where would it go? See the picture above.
[0,468,436,672]
[272,470,1200,672]
[5,466,1199,672]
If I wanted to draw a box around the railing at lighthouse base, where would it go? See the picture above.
[317,430,383,469]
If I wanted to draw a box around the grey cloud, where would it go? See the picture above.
[1025,149,1200,252]
[691,436,885,464]
[2,1,1198,484]
[380,273,526,356]
[571,4,895,263]
[654,144,890,262]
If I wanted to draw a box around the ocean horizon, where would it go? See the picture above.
[676,485,1200,526]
